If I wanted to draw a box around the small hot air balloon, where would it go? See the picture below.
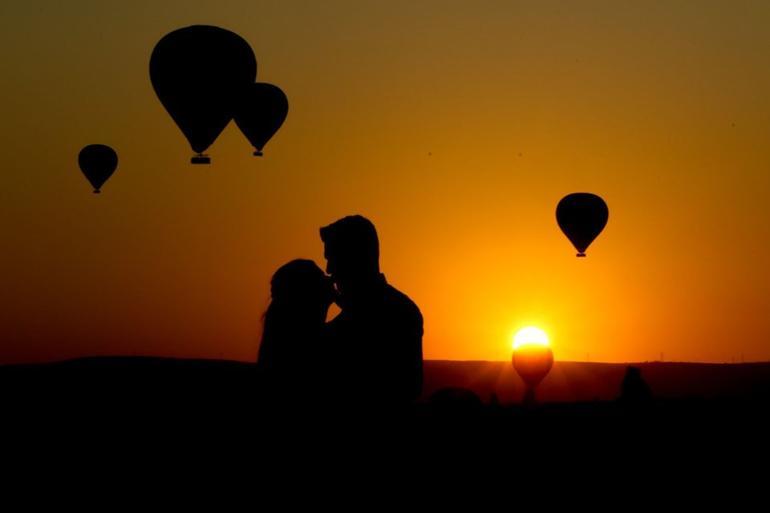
[150,25,257,164]
[234,82,288,156]
[513,347,553,390]
[78,144,118,193]
[512,327,553,404]
[556,192,609,257]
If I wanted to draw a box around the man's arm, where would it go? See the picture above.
[410,310,424,401]
[394,304,423,403]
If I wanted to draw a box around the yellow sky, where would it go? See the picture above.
[2,1,770,364]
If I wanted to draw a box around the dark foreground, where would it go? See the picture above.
[2,357,769,446]
[2,359,769,489]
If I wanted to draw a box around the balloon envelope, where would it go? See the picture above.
[512,346,553,389]
[234,82,289,156]
[149,25,257,160]
[78,144,118,193]
[556,193,609,256]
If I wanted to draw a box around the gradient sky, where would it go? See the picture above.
[2,0,770,364]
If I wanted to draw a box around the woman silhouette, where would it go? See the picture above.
[257,259,335,405]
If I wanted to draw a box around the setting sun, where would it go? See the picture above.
[513,327,550,351]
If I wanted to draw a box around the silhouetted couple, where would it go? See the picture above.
[257,215,423,411]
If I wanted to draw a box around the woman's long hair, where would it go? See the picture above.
[257,260,332,393]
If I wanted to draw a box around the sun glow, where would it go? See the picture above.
[512,327,550,351]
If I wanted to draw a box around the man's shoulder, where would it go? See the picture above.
[383,283,422,322]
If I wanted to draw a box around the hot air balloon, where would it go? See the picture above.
[234,82,288,156]
[150,25,257,164]
[513,345,553,405]
[556,192,609,257]
[512,327,553,404]
[78,144,118,193]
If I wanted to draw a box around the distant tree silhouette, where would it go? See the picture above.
[618,366,653,404]
[428,387,483,417]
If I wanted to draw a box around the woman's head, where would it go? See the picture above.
[259,259,334,368]
[270,259,335,313]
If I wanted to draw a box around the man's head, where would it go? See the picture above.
[320,215,380,292]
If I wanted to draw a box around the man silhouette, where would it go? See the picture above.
[321,215,423,406]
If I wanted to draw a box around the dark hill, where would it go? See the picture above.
[423,360,770,403]
[2,356,769,405]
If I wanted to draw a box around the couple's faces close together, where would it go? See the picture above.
[323,247,345,298]
[323,246,351,308]
[323,246,372,301]
[271,216,381,313]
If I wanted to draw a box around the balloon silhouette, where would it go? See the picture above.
[513,345,553,404]
[234,83,289,156]
[150,25,257,164]
[556,193,609,257]
[78,144,118,193]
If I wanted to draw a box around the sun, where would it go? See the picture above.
[512,326,550,351]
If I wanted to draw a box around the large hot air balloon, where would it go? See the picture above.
[556,193,609,257]
[150,25,257,164]
[234,82,288,156]
[78,144,118,193]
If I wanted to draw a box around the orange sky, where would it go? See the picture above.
[2,1,770,364]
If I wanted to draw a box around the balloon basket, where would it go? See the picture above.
[93,189,101,194]
[191,155,211,164]
[253,150,263,157]
[523,388,537,406]
[576,252,586,257]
